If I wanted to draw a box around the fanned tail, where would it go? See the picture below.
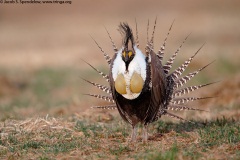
[156,27,214,121]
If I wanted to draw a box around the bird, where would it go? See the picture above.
[82,19,216,143]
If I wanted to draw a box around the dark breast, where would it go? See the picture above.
[112,61,151,125]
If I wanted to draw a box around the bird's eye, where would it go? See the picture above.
[123,51,126,58]
[128,51,132,58]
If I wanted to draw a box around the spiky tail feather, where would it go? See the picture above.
[164,112,186,121]
[174,60,215,89]
[169,43,205,80]
[135,18,139,47]
[167,104,208,112]
[90,36,112,65]
[91,104,117,110]
[80,77,112,94]
[81,59,110,82]
[171,96,214,105]
[104,26,118,53]
[163,33,191,75]
[173,81,219,97]
[83,93,114,103]
[149,16,158,49]
[157,20,175,62]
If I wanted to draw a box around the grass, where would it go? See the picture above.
[0,68,98,120]
[0,117,239,159]
[0,58,239,159]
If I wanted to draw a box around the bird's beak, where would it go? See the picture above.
[124,54,129,62]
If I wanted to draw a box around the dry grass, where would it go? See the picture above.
[0,71,240,160]
[0,115,239,159]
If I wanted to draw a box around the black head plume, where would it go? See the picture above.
[118,23,135,50]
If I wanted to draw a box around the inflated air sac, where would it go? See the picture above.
[115,74,127,94]
[130,72,144,93]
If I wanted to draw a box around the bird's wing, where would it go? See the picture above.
[144,49,167,123]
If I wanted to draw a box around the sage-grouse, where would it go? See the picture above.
[82,19,215,142]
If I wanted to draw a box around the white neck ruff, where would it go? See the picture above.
[112,45,147,99]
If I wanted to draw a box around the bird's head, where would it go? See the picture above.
[119,23,136,67]
[122,50,134,64]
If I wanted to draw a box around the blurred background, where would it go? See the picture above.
[0,0,239,121]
